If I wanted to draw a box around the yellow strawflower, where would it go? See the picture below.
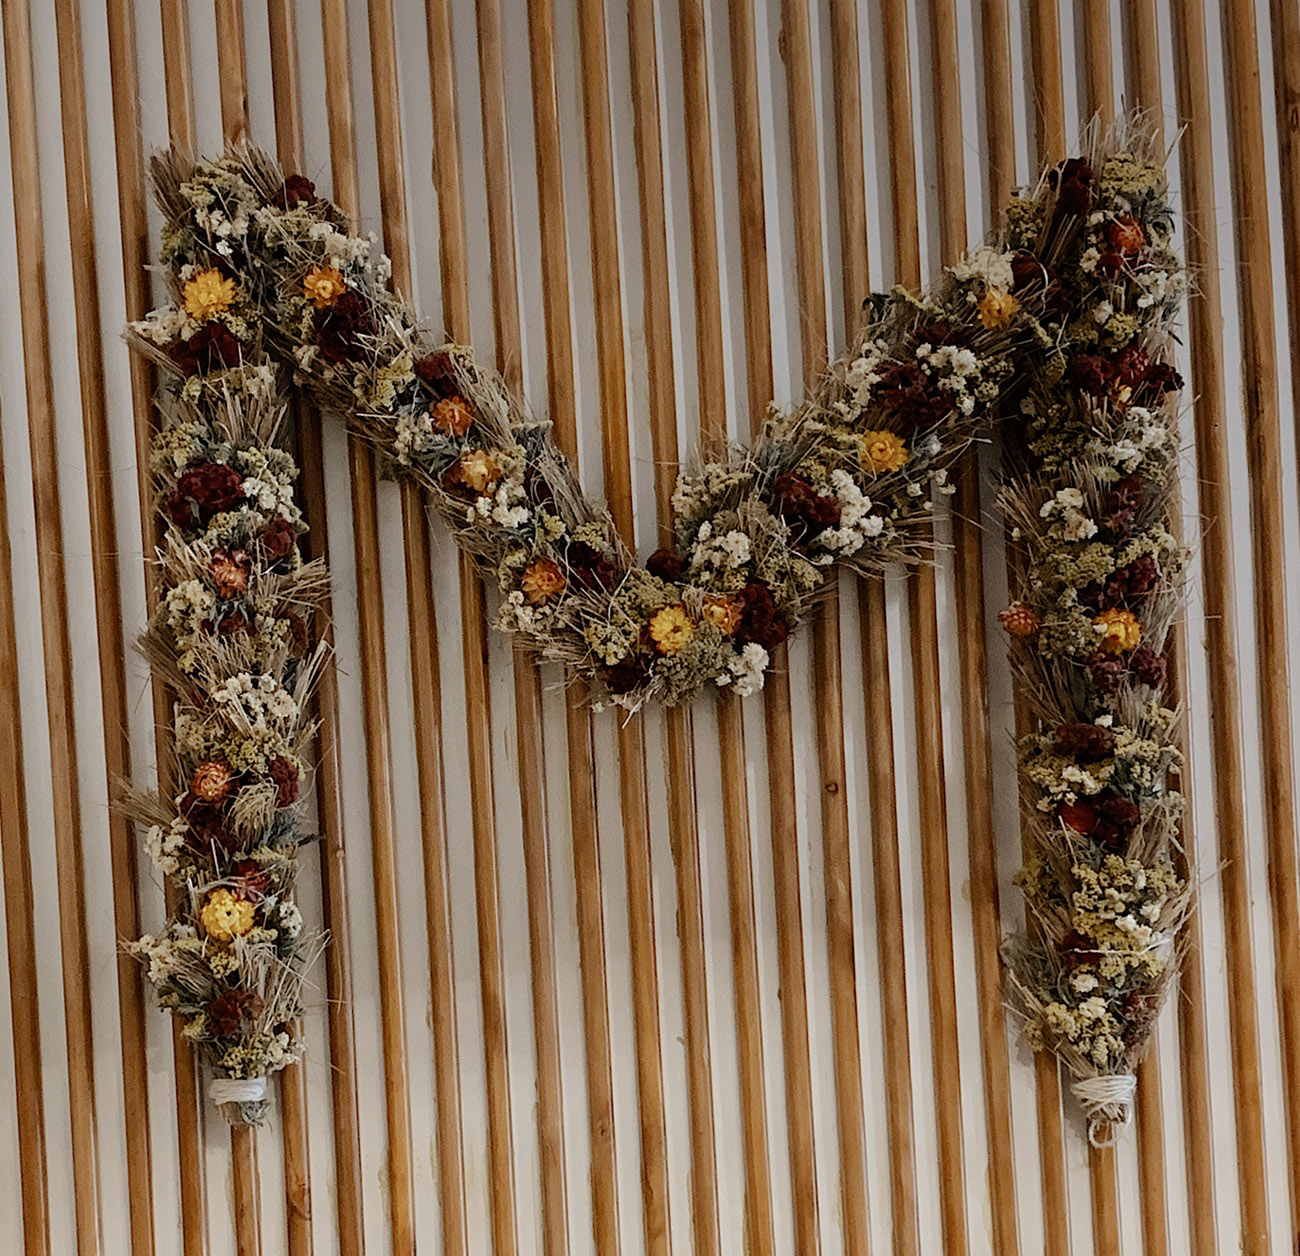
[1094,608,1141,654]
[182,268,236,321]
[977,287,1020,330]
[200,888,256,943]
[859,429,908,474]
[649,604,694,654]
[303,265,346,309]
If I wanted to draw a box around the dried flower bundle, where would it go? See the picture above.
[130,146,1057,711]
[996,116,1191,1141]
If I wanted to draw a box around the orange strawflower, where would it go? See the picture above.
[210,548,250,598]
[182,268,236,321]
[303,265,346,309]
[521,558,566,605]
[191,760,234,803]
[1108,214,1146,255]
[859,429,908,474]
[452,449,500,495]
[998,602,1041,637]
[1094,608,1141,654]
[431,396,474,436]
[977,288,1020,330]
[648,604,694,654]
[702,595,741,635]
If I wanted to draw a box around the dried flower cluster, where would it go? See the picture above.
[129,147,1044,711]
[997,118,1191,1139]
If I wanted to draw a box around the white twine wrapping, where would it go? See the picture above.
[1071,1073,1137,1147]
[210,1075,268,1125]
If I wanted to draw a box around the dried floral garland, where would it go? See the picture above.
[123,115,1187,1130]
[997,120,1191,1141]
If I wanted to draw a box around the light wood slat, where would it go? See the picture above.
[1261,0,1300,1232]
[1205,0,1292,1250]
[879,3,970,1249]
[125,10,211,1252]
[1028,0,1066,163]
[264,6,361,1252]
[777,4,872,1253]
[1166,10,1242,1250]
[0,385,48,1256]
[921,1,1022,1250]
[570,5,672,1248]
[1018,10,1071,1251]
[1126,0,1164,106]
[722,9,824,1253]
[47,1,157,1252]
[210,21,268,1255]
[1,2,103,1251]
[316,6,418,1250]
[159,0,196,149]
[469,3,572,1253]
[522,5,620,1249]
[980,0,1015,208]
[625,4,721,1253]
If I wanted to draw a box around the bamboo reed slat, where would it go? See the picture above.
[317,5,418,1249]
[922,0,1022,1249]
[571,5,674,1247]
[777,3,872,1252]
[0,384,48,1256]
[160,0,195,150]
[523,4,620,1249]
[1261,0,1300,1232]
[264,5,364,1251]
[1028,0,1066,163]
[625,4,721,1252]
[48,0,157,1250]
[232,1125,261,1256]
[470,3,572,1252]
[1,2,104,1250]
[1209,0,1291,1249]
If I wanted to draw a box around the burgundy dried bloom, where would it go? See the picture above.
[1088,651,1125,693]
[170,322,243,376]
[1050,157,1093,217]
[182,803,239,857]
[314,290,374,364]
[605,654,651,696]
[209,988,265,1037]
[231,858,270,897]
[1130,645,1168,690]
[566,540,619,592]
[1010,252,1070,316]
[283,610,311,658]
[734,582,790,652]
[1139,360,1183,400]
[259,516,299,562]
[166,462,247,529]
[414,349,460,398]
[1095,250,1126,279]
[1058,929,1103,968]
[1055,721,1117,761]
[1066,353,1113,399]
[217,611,252,638]
[1113,344,1150,389]
[772,472,842,535]
[1084,554,1159,613]
[874,361,953,428]
[523,465,557,510]
[269,756,300,808]
[647,548,684,582]
[1102,475,1143,536]
[272,174,319,210]
[912,319,968,349]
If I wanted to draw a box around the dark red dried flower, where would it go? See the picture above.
[1113,344,1150,389]
[1010,251,1070,316]
[605,654,651,695]
[1102,475,1143,536]
[217,611,252,637]
[170,322,244,376]
[1050,157,1093,217]
[772,472,842,536]
[912,319,968,349]
[283,610,311,657]
[259,516,299,561]
[1058,929,1103,969]
[874,361,952,429]
[268,755,300,808]
[1066,353,1113,399]
[1083,554,1159,613]
[1095,250,1127,279]
[231,858,271,897]
[209,988,265,1037]
[413,349,459,398]
[1088,652,1126,694]
[566,541,619,592]
[523,465,557,510]
[1130,645,1168,690]
[314,290,374,364]
[182,802,239,856]
[1055,721,1117,761]
[272,174,319,210]
[647,548,684,582]
[734,582,790,652]
[1139,360,1182,400]
[166,462,247,529]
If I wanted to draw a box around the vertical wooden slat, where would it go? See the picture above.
[570,5,673,1249]
[919,1,1023,1252]
[316,5,419,1250]
[522,5,621,1250]
[624,5,722,1254]
[0,385,48,1256]
[1261,0,1300,1234]
[1,2,102,1252]
[126,9,210,1253]
[1018,10,1071,1251]
[777,4,872,1253]
[470,3,572,1253]
[878,3,972,1250]
[47,0,157,1252]
[1200,0,1289,1250]
[263,6,369,1253]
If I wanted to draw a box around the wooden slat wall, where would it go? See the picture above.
[3,1,1300,1252]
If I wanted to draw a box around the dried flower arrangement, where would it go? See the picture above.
[123,114,1187,1132]
[996,117,1192,1141]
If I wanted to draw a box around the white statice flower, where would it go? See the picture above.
[210,673,299,734]
[688,520,753,575]
[1092,300,1114,326]
[1078,996,1109,1022]
[841,339,887,409]
[278,900,304,938]
[813,468,883,559]
[1039,486,1098,541]
[948,244,1015,291]
[145,817,189,875]
[496,589,541,635]
[716,642,770,698]
[166,580,216,633]
[132,306,193,347]
[1070,971,1100,994]
[393,408,436,463]
[1078,246,1101,274]
[488,475,531,530]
